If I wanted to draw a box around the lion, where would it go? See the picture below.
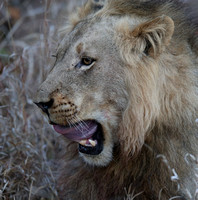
[35,0,198,199]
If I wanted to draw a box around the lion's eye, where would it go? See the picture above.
[81,57,94,66]
[75,57,95,69]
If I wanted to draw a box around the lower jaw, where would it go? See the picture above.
[79,143,114,167]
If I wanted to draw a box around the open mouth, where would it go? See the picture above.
[52,120,104,155]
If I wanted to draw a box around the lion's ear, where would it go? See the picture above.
[117,15,174,58]
[132,16,174,57]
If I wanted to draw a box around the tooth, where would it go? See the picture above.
[89,139,97,147]
[79,140,87,146]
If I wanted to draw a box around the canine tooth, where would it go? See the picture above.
[89,139,96,147]
[79,140,87,146]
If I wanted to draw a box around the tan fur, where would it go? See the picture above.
[35,0,198,199]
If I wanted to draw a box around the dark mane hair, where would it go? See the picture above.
[98,0,198,53]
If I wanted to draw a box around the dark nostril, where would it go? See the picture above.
[34,99,54,115]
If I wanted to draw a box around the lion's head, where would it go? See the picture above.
[35,0,197,167]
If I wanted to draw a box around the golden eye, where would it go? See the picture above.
[81,57,94,66]
[75,57,96,69]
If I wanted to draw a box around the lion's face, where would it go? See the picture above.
[35,18,128,166]
[35,8,174,166]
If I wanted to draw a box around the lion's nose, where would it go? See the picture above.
[34,99,54,115]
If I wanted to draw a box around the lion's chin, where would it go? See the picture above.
[79,121,115,167]
[79,142,114,167]
[77,122,114,166]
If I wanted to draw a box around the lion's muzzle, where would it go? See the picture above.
[35,94,105,156]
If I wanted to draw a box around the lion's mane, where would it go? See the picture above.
[53,0,198,199]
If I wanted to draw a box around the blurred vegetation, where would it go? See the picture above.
[0,0,85,199]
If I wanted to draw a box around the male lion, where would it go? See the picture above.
[35,0,198,199]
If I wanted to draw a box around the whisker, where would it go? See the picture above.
[75,115,89,129]
[73,116,90,132]
[69,117,84,133]
[71,116,90,138]
[66,118,72,128]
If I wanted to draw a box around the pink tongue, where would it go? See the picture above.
[53,120,98,142]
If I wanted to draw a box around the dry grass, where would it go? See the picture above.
[0,0,85,199]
